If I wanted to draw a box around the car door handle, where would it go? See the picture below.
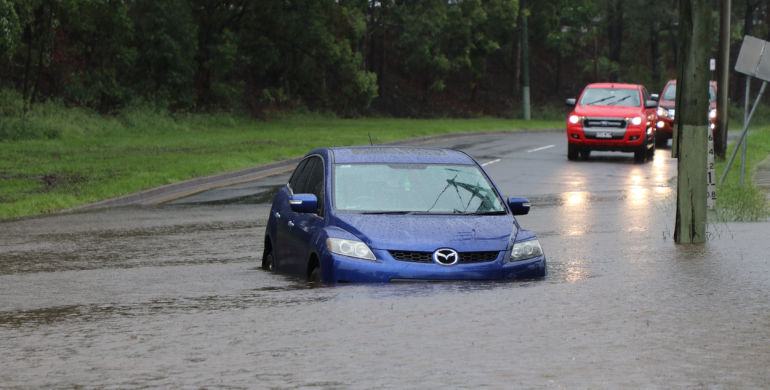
[274,212,280,219]
[287,221,294,227]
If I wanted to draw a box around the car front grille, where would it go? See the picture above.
[582,118,627,128]
[389,250,499,264]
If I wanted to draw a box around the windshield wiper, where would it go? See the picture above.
[466,210,506,215]
[359,211,414,215]
[584,96,617,105]
[607,96,631,106]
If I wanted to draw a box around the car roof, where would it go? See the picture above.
[585,83,640,90]
[329,146,476,165]
[664,79,718,87]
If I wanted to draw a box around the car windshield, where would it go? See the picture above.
[579,88,641,107]
[333,163,505,214]
[662,84,676,100]
[661,84,715,102]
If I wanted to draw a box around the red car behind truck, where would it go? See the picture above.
[565,83,659,163]
[654,79,718,147]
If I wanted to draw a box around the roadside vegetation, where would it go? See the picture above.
[0,94,561,219]
[713,123,770,222]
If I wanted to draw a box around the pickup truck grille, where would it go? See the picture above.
[582,118,627,128]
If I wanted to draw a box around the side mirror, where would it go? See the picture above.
[650,93,659,101]
[508,196,531,216]
[565,98,576,107]
[645,100,658,109]
[290,193,318,213]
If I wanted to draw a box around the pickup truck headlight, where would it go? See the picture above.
[569,115,580,124]
[327,238,376,260]
[709,109,717,119]
[631,117,643,126]
[510,239,543,262]
[657,107,668,117]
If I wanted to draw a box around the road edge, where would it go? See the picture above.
[71,128,563,210]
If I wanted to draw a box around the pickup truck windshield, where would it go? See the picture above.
[580,88,641,107]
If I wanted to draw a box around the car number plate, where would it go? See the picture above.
[596,131,613,139]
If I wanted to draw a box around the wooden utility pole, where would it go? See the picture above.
[673,0,711,243]
[521,0,531,120]
[715,0,731,159]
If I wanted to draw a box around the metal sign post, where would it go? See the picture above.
[719,35,770,186]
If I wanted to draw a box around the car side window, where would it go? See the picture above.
[289,159,309,191]
[642,88,649,102]
[304,158,325,216]
[294,157,317,194]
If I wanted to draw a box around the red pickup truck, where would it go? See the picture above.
[565,83,659,163]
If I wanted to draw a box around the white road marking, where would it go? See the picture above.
[481,159,500,167]
[527,145,556,153]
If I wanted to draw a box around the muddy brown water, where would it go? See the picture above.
[2,133,770,388]
[2,188,769,388]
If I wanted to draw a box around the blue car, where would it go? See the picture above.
[262,146,546,283]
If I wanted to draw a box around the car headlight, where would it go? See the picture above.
[709,109,716,119]
[569,115,580,124]
[631,117,643,126]
[326,238,376,260]
[657,107,668,117]
[510,239,543,262]
[657,121,664,129]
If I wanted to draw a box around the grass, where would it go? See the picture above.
[0,102,562,219]
[713,123,770,222]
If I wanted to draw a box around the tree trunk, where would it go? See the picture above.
[590,25,599,82]
[673,0,711,243]
[650,23,660,86]
[607,0,624,82]
[22,23,35,115]
[510,15,521,95]
[30,0,56,111]
[554,50,562,94]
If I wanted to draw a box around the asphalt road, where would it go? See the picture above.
[2,131,770,388]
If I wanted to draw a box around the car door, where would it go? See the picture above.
[278,156,324,276]
[275,158,310,272]
[283,156,326,276]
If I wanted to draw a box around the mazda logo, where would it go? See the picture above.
[433,248,459,266]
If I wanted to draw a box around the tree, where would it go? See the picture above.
[127,0,198,108]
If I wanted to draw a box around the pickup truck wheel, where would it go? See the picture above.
[646,142,656,161]
[634,147,647,164]
[655,132,668,147]
[567,144,579,161]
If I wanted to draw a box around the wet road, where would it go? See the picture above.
[2,131,770,388]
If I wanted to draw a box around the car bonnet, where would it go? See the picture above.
[333,213,515,252]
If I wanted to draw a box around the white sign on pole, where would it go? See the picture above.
[710,58,716,71]
[707,127,717,208]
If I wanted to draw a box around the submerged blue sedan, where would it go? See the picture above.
[262,146,546,283]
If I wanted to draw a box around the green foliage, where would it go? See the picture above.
[58,0,136,107]
[713,125,770,222]
[0,110,561,219]
[0,0,21,64]
[128,0,198,109]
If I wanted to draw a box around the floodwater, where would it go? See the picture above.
[2,190,770,388]
[2,133,770,388]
